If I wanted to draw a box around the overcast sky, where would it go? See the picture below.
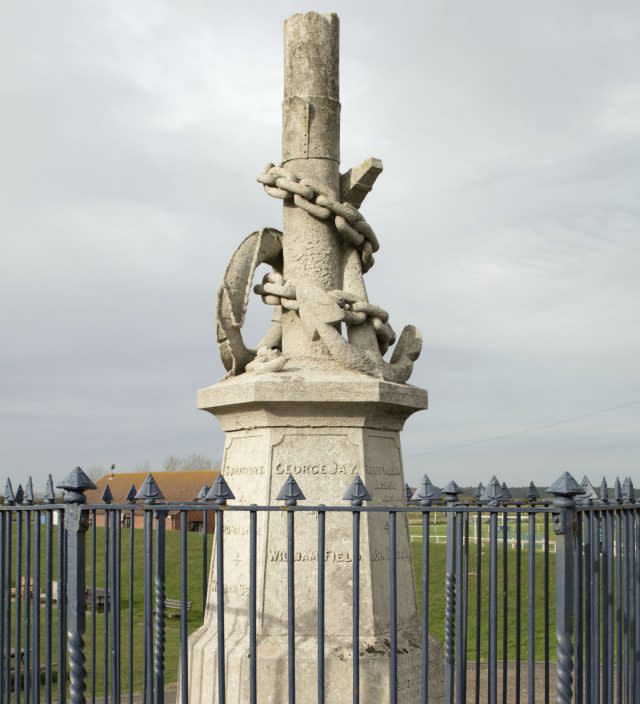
[1,1,638,493]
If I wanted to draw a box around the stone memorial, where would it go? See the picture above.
[185,11,444,703]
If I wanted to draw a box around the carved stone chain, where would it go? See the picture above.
[254,271,397,355]
[257,163,379,272]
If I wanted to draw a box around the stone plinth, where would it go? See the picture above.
[183,371,444,703]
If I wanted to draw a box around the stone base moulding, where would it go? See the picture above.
[181,371,444,703]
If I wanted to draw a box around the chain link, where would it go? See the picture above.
[257,163,379,272]
[254,273,396,355]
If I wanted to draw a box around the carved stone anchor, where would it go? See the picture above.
[216,228,283,376]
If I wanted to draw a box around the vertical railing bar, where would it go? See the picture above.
[576,512,583,704]
[286,507,295,704]
[24,512,31,704]
[128,505,134,704]
[389,510,398,704]
[550,475,580,704]
[444,505,456,704]
[632,509,640,704]
[104,508,110,704]
[422,507,430,704]
[144,507,154,704]
[474,510,481,704]
[592,509,601,704]
[44,510,52,704]
[454,509,465,704]
[515,512,522,704]
[543,511,550,704]
[317,508,325,704]
[488,509,498,704]
[616,509,623,704]
[624,507,632,704]
[461,511,469,704]
[91,510,96,704]
[216,506,226,704]
[153,510,166,704]
[606,508,614,702]
[64,493,91,704]
[116,509,122,703]
[527,511,535,704]
[454,512,467,704]
[352,507,360,704]
[62,498,89,704]
[584,512,592,704]
[32,510,41,704]
[627,506,633,700]
[602,508,610,704]
[501,510,508,704]
[59,508,67,704]
[4,509,13,704]
[110,510,118,704]
[202,509,208,614]
[249,508,257,704]
[15,510,23,704]
[179,511,188,704]
[0,511,4,704]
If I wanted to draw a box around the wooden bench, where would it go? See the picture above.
[85,587,110,612]
[6,650,51,689]
[165,598,192,618]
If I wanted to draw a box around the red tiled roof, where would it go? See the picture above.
[85,470,219,504]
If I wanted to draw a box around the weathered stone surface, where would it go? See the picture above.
[184,373,443,703]
[281,12,342,363]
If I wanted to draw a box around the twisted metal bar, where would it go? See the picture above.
[68,632,87,704]
[555,634,574,704]
[154,514,166,703]
[444,572,456,686]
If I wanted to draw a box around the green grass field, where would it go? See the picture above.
[5,512,556,697]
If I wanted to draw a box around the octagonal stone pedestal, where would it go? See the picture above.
[182,370,444,703]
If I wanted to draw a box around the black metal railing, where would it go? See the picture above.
[0,468,638,703]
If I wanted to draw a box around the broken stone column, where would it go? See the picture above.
[184,11,443,704]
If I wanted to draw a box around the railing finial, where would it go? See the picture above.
[501,481,512,504]
[412,475,440,506]
[276,474,305,506]
[404,483,413,503]
[14,484,24,505]
[56,467,96,504]
[599,476,609,504]
[527,481,540,503]
[43,474,56,504]
[483,476,503,506]
[126,483,137,503]
[441,480,461,505]
[547,471,583,501]
[343,475,372,506]
[622,477,635,503]
[206,474,235,505]
[101,484,113,504]
[23,476,34,505]
[4,478,15,505]
[473,482,484,502]
[613,476,623,504]
[196,484,210,501]
[578,476,598,505]
[134,473,164,505]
